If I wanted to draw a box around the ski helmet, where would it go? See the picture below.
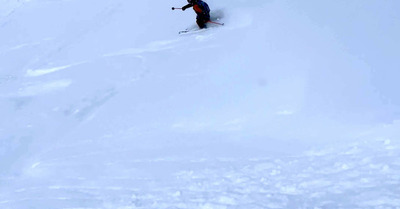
[187,0,197,3]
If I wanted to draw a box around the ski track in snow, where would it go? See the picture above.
[103,35,217,58]
[0,37,55,55]
[0,138,399,209]
[17,79,72,97]
[25,61,87,77]
[103,39,181,57]
[3,36,183,99]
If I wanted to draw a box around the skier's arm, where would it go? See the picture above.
[182,3,193,11]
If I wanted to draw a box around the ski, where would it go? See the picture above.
[179,30,190,34]
[178,28,208,35]
[178,22,223,35]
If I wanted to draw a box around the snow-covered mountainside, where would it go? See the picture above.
[1,0,399,208]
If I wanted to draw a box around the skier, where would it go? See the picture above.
[181,0,210,29]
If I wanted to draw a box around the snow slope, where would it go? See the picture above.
[1,0,400,208]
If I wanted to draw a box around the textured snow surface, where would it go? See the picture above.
[1,0,400,208]
[1,138,400,209]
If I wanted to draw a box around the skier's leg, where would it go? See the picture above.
[196,18,207,29]
[196,19,204,29]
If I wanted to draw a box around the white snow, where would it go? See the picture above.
[26,62,86,77]
[1,0,400,208]
[18,80,72,96]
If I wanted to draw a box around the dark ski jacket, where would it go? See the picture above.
[182,0,210,20]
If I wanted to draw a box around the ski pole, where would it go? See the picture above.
[172,7,183,10]
[207,20,224,26]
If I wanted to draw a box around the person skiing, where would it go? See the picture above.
[182,0,210,29]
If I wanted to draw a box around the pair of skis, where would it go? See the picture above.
[178,22,224,34]
[178,20,225,34]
